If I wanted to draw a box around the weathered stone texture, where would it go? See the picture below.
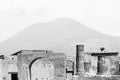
[76,45,84,75]
[0,55,17,80]
[17,50,66,80]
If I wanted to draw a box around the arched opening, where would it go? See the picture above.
[29,57,54,80]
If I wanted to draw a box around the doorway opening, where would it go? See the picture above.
[10,72,18,80]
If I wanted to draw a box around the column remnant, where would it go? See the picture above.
[76,45,84,75]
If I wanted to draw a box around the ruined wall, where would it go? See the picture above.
[7,56,17,73]
[0,55,17,80]
[66,60,74,80]
[108,56,120,75]
[0,57,8,80]
[17,51,66,80]
[84,53,120,76]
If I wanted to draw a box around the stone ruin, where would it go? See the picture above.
[74,45,120,80]
[0,45,120,80]
[0,50,66,80]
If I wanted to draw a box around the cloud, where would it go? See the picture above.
[7,6,27,16]
[0,5,27,16]
[0,1,46,17]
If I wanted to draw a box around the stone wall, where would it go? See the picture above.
[84,53,120,76]
[17,50,66,80]
[0,55,18,80]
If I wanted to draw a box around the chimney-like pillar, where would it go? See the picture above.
[76,45,84,75]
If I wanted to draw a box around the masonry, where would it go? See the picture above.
[0,50,66,80]
[0,45,120,80]
[75,45,120,80]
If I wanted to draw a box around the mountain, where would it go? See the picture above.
[0,17,120,56]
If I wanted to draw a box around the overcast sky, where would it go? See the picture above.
[0,0,120,43]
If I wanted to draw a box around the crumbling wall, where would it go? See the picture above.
[0,55,17,80]
[0,58,8,80]
[17,51,66,80]
[84,53,120,76]
[7,56,17,73]
[108,56,120,75]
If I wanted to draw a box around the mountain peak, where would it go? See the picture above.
[51,17,76,22]
[50,17,81,24]
[0,17,120,56]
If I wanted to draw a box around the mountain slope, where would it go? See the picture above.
[0,17,120,56]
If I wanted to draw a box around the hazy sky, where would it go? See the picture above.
[0,0,120,42]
